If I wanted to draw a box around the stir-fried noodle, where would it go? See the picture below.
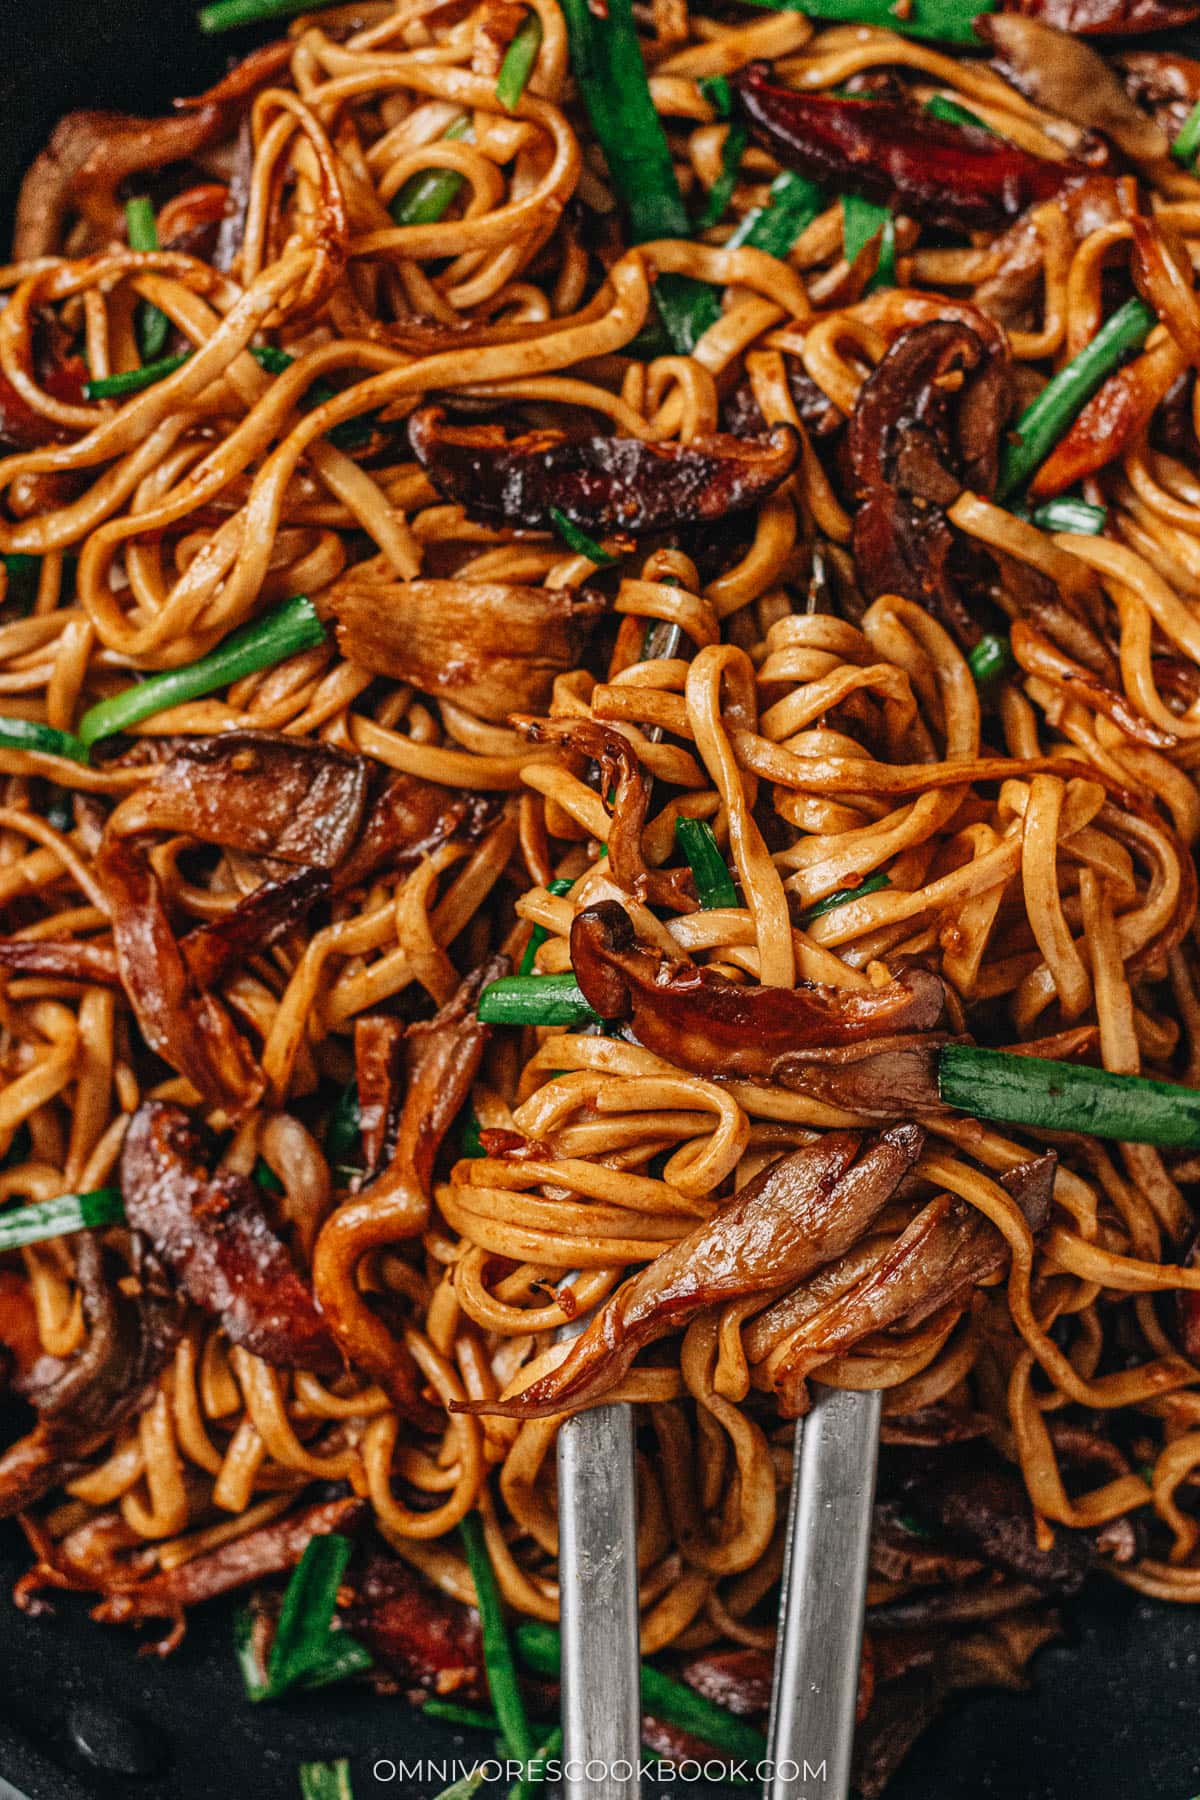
[4,0,1200,1778]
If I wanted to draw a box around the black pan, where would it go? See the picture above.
[1,7,1199,1795]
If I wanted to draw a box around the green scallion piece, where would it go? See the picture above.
[253,1156,284,1196]
[431,1773,485,1800]
[298,1762,354,1800]
[726,170,823,258]
[515,1621,768,1762]
[694,123,749,231]
[508,1725,563,1800]
[967,632,1012,685]
[477,972,601,1029]
[458,1113,486,1158]
[998,297,1156,499]
[234,1606,370,1704]
[251,344,294,375]
[800,870,890,925]
[735,0,994,44]
[78,594,325,747]
[1030,496,1107,536]
[652,272,723,354]
[422,1700,504,1731]
[125,197,171,360]
[268,1533,357,1692]
[559,0,719,352]
[560,0,688,242]
[924,93,995,133]
[3,554,40,614]
[1172,96,1200,167]
[0,1188,124,1252]
[390,116,472,227]
[938,1044,1200,1148]
[460,1512,537,1767]
[548,508,616,566]
[496,12,544,111]
[233,1605,271,1701]
[0,718,88,764]
[842,193,895,290]
[519,876,575,976]
[675,817,737,910]
[0,718,89,764]
[199,0,320,29]
[248,347,377,450]
[299,1635,373,1691]
[698,74,732,117]
[325,1080,361,1166]
[84,352,191,401]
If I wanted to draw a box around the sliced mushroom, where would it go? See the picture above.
[848,320,1013,649]
[455,1126,925,1418]
[328,578,606,724]
[570,900,948,1078]
[407,405,798,535]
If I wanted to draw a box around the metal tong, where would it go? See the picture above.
[556,616,684,1800]
[555,615,878,1800]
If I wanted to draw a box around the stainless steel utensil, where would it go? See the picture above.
[555,614,685,1799]
[766,1386,881,1800]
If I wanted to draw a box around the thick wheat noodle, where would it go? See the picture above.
[0,0,1200,1709]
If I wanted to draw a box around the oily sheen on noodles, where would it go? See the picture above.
[2,1,1200,1786]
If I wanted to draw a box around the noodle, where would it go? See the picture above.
[2,1,1200,1783]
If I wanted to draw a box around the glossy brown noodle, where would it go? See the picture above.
[2,0,1200,1715]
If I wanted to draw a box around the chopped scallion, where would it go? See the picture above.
[0,717,89,764]
[198,0,319,29]
[477,972,601,1029]
[496,12,544,111]
[269,1532,357,1691]
[422,1700,503,1730]
[390,117,472,227]
[923,94,995,133]
[998,297,1156,499]
[693,123,748,231]
[548,508,616,565]
[842,193,895,290]
[125,197,171,359]
[800,870,890,925]
[84,352,192,401]
[460,1512,537,1766]
[508,1725,563,1800]
[431,1773,485,1800]
[0,1189,124,1252]
[516,1620,768,1762]
[698,74,732,117]
[298,1762,355,1800]
[675,817,737,910]
[1030,496,1107,536]
[325,1081,361,1166]
[78,594,325,746]
[734,0,993,44]
[726,171,823,259]
[1172,96,1200,167]
[939,1044,1200,1147]
[2,554,40,614]
[967,632,1012,685]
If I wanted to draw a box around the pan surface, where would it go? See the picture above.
[1,6,1199,1795]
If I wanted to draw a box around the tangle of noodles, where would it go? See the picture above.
[4,0,1200,1783]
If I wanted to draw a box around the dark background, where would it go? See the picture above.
[1,5,1200,1795]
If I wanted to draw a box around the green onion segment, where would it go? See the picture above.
[0,1189,125,1252]
[78,595,325,747]
[675,817,737,909]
